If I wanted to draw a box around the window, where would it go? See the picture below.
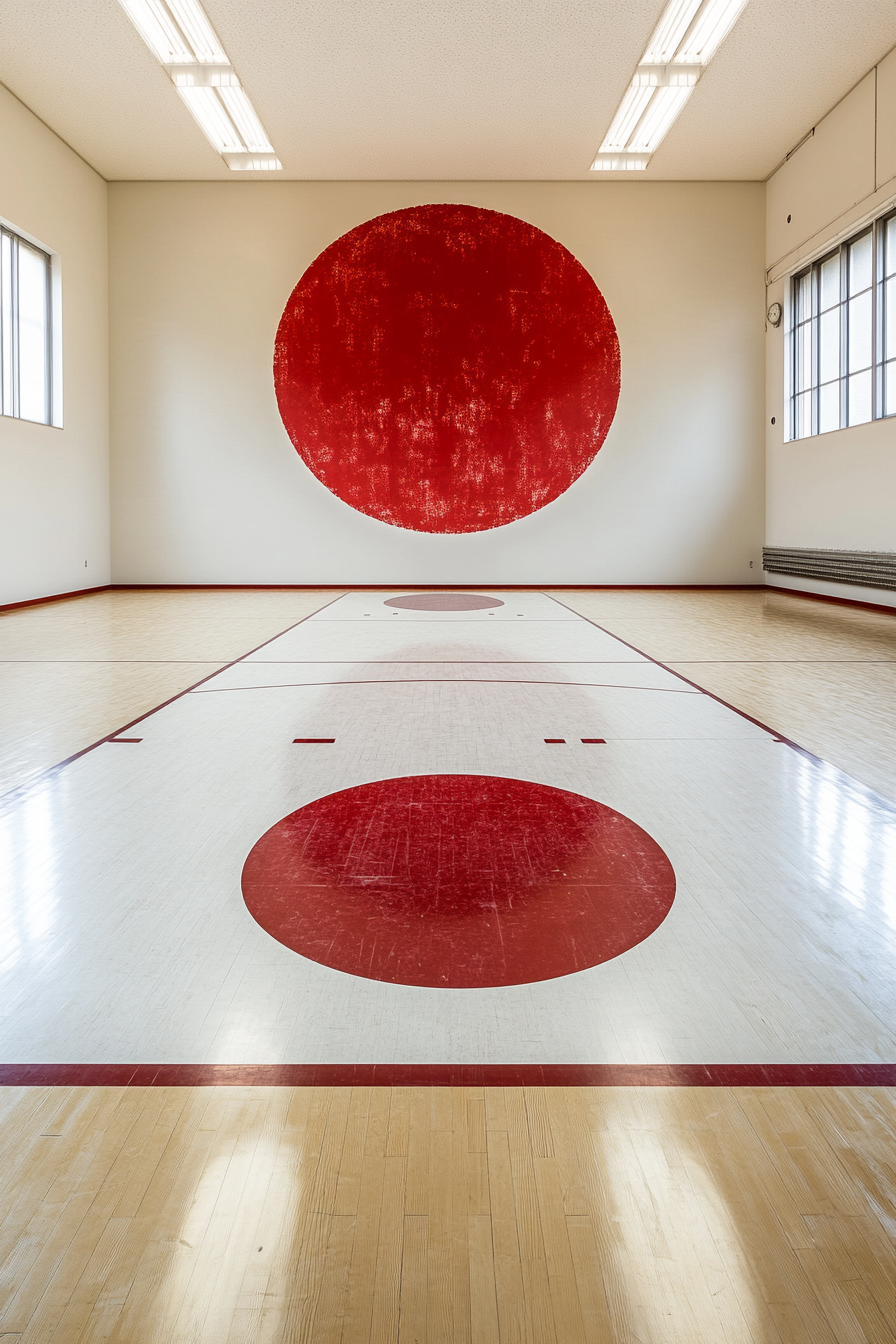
[788,210,896,439]
[0,225,53,425]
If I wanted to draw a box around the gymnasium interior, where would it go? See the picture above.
[1,1,895,1340]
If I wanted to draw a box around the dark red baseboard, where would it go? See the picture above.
[4,583,894,618]
[765,581,896,616]
[111,583,768,591]
[0,584,111,614]
[1,1062,893,1087]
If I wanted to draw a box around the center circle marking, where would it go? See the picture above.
[241,774,675,988]
[384,593,504,611]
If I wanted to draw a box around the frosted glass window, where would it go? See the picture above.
[848,231,872,295]
[886,218,896,275]
[794,390,812,440]
[848,370,872,425]
[17,243,49,423]
[882,214,896,417]
[1,232,12,417]
[819,254,840,310]
[886,360,896,413]
[818,380,840,433]
[847,290,872,374]
[787,213,896,435]
[818,307,839,384]
[794,321,813,393]
[0,226,52,425]
[795,272,813,323]
[886,276,896,355]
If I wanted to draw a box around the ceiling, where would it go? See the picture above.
[1,0,894,181]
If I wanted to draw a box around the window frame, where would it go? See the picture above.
[0,220,61,428]
[787,208,896,441]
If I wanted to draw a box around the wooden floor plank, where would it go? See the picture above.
[0,1083,894,1342]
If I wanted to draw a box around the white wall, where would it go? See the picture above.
[765,50,896,609]
[109,180,765,586]
[0,84,110,606]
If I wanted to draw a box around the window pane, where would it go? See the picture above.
[794,390,812,439]
[1,232,13,416]
[794,321,813,392]
[887,217,896,278]
[885,360,896,416]
[848,369,872,425]
[847,290,872,372]
[819,381,840,433]
[849,231,872,295]
[17,242,49,424]
[818,306,839,383]
[819,254,840,310]
[885,275,896,361]
[795,272,813,323]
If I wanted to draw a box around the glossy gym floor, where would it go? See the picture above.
[0,586,894,1342]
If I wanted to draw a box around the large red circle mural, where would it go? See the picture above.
[241,775,674,988]
[274,205,620,533]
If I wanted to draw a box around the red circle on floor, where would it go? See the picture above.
[384,593,504,610]
[274,205,620,534]
[241,775,674,988]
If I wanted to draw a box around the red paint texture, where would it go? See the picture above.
[5,1063,895,1087]
[383,593,504,610]
[274,205,620,533]
[241,774,674,988]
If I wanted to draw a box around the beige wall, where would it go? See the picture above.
[108,180,765,585]
[0,84,110,606]
[765,49,896,609]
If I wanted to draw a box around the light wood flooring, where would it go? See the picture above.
[1,1084,894,1344]
[551,589,896,803]
[1,586,894,1342]
[0,589,343,801]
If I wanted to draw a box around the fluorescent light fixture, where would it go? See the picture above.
[224,153,283,171]
[177,86,243,153]
[591,0,748,172]
[118,0,281,170]
[590,154,651,171]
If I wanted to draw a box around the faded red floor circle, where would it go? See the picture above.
[384,593,504,610]
[241,775,675,988]
[274,205,620,533]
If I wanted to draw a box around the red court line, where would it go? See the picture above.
[196,680,694,693]
[0,593,347,818]
[545,593,896,814]
[1,1063,893,1087]
[294,738,335,743]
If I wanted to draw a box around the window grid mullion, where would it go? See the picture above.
[873,217,881,418]
[843,240,848,428]
[11,232,20,421]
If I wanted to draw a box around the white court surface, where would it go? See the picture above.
[1,590,895,1067]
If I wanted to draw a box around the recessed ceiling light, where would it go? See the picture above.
[590,0,748,172]
[118,0,282,170]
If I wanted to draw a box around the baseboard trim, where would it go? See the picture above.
[0,584,111,614]
[4,582,895,617]
[765,582,896,616]
[111,582,767,592]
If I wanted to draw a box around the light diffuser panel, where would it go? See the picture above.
[118,0,281,170]
[592,0,749,171]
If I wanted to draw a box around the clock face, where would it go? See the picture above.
[767,301,783,327]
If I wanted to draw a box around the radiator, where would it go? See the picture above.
[762,547,896,591]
